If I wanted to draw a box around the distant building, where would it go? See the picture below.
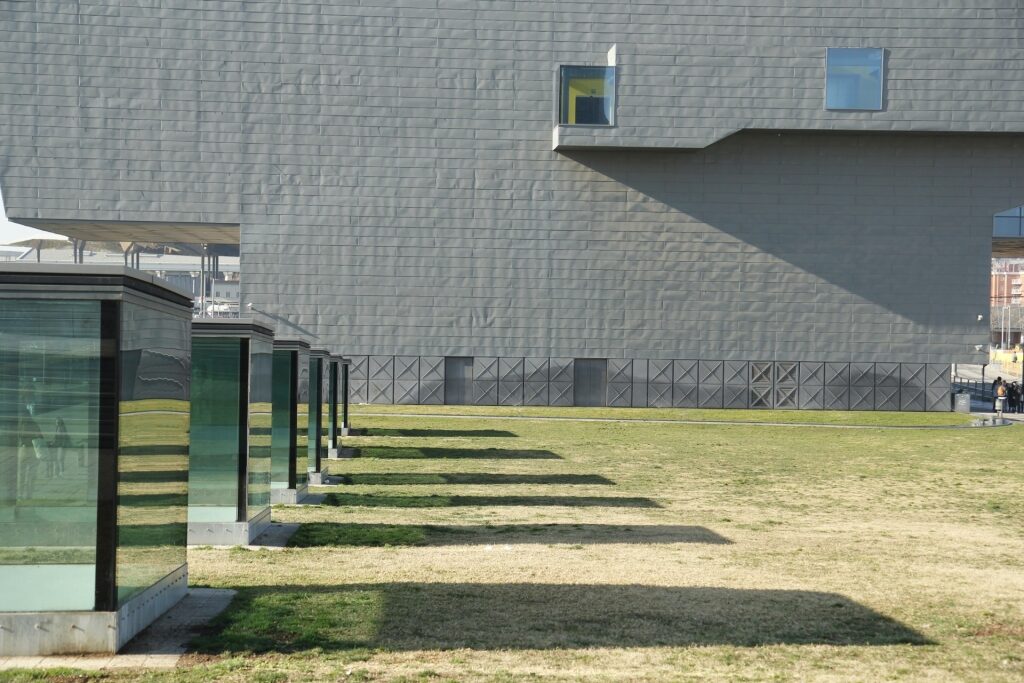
[6,2,1024,410]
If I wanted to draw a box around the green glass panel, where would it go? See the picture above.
[188,338,242,524]
[295,349,309,487]
[307,358,321,474]
[247,337,272,519]
[328,362,338,447]
[321,361,330,456]
[116,303,189,607]
[270,350,294,491]
[0,300,101,612]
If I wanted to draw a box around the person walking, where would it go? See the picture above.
[51,417,70,477]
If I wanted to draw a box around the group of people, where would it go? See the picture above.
[13,404,72,499]
[992,377,1023,413]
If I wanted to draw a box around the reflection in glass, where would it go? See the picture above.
[0,301,100,611]
[188,338,242,523]
[271,349,295,491]
[308,357,322,475]
[116,303,189,607]
[825,48,884,111]
[248,337,272,519]
[559,66,615,125]
[994,206,1023,238]
[295,350,309,488]
[320,360,330,460]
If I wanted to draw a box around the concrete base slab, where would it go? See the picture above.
[308,471,327,485]
[270,484,308,504]
[0,564,188,656]
[328,447,357,459]
[187,507,272,546]
[340,426,351,436]
[0,588,236,670]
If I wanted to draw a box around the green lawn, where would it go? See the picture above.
[9,407,1023,682]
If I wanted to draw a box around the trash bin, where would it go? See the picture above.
[953,392,971,413]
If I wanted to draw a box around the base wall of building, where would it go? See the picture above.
[187,507,272,546]
[0,564,188,655]
[347,356,953,412]
[270,485,309,505]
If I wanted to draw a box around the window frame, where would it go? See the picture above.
[824,47,885,112]
[557,64,617,127]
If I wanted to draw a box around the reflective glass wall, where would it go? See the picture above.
[270,349,295,491]
[328,361,339,450]
[116,302,189,607]
[188,337,243,523]
[0,300,101,611]
[295,349,309,487]
[248,336,273,520]
[308,355,326,475]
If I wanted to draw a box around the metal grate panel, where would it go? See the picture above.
[850,385,874,411]
[370,356,394,381]
[420,356,444,382]
[525,358,549,383]
[608,383,632,407]
[419,381,443,405]
[349,379,368,404]
[775,385,798,409]
[649,360,672,385]
[473,380,498,405]
[369,379,393,404]
[524,382,548,406]
[608,359,632,384]
[349,356,369,380]
[499,357,524,383]
[394,380,418,405]
[800,362,825,386]
[799,384,824,410]
[724,384,748,409]
[648,383,672,407]
[673,384,698,408]
[550,358,574,383]
[549,381,573,406]
[824,385,849,410]
[674,360,698,384]
[499,382,524,406]
[395,356,418,381]
[474,357,498,381]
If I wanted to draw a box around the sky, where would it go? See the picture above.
[0,186,65,245]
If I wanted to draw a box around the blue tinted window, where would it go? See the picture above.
[994,207,1024,237]
[825,48,884,111]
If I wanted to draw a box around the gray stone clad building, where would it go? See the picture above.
[3,1,1024,410]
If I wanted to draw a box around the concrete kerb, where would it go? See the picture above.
[351,411,1013,431]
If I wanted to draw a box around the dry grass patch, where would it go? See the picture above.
[10,409,1021,682]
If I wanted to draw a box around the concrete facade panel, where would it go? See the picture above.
[0,2,1012,412]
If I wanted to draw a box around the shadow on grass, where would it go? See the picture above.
[320,493,659,508]
[354,446,560,460]
[335,473,614,486]
[288,522,731,547]
[362,428,516,438]
[193,583,933,653]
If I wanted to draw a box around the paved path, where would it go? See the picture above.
[352,412,1008,431]
[0,588,236,671]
